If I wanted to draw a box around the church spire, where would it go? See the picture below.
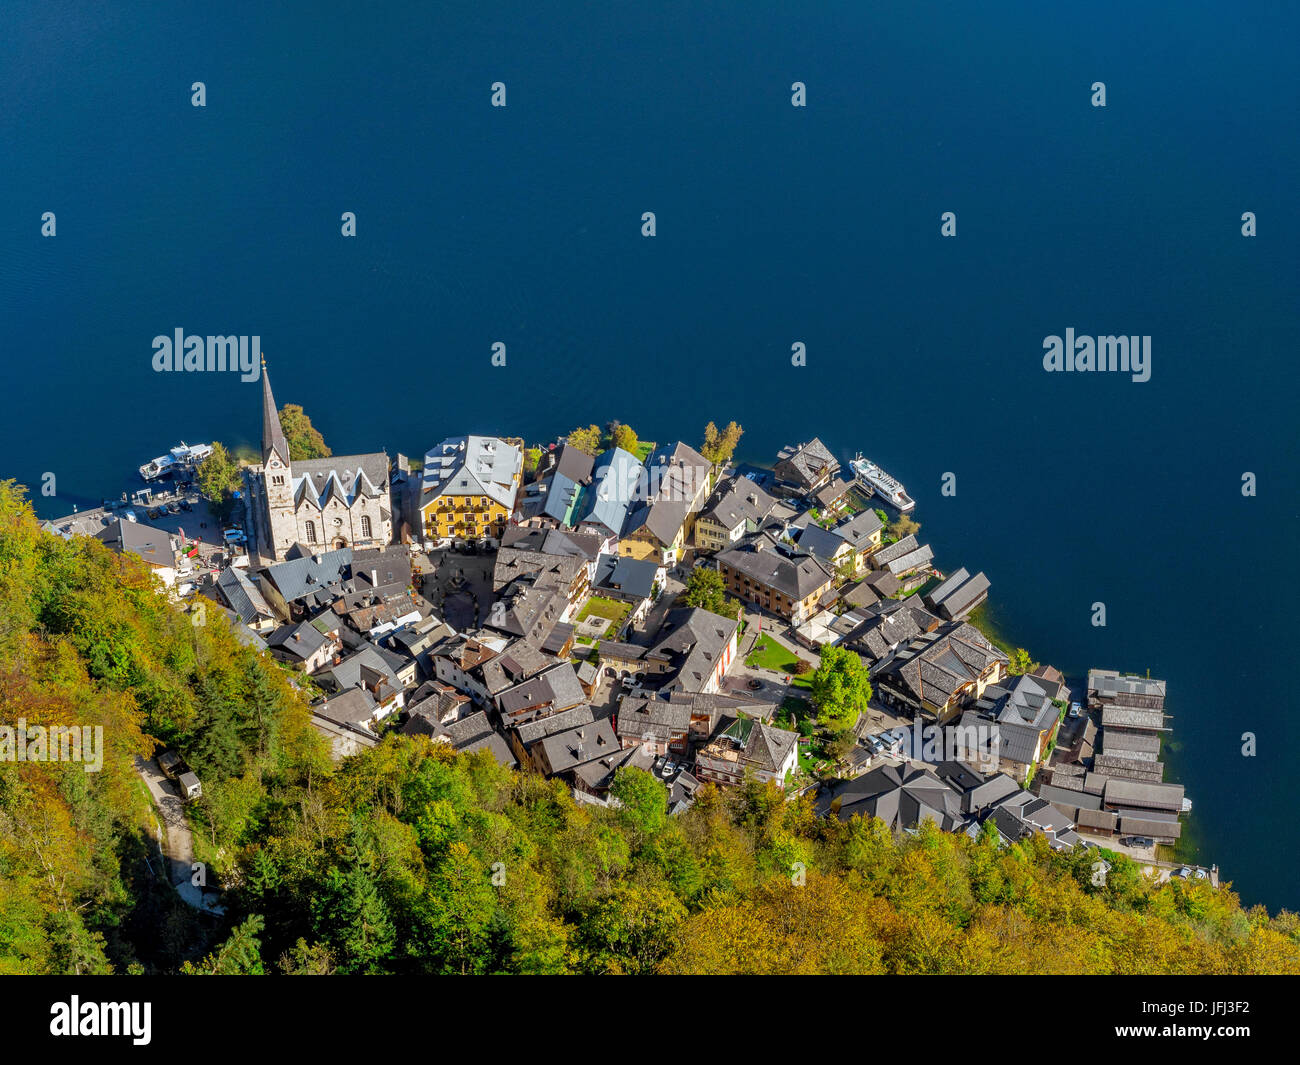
[261,356,291,466]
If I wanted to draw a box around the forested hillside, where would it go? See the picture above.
[2,482,1297,975]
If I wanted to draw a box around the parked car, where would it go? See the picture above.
[166,501,181,514]
[179,499,193,512]
[660,761,676,778]
[1120,835,1155,848]
[222,528,247,545]
[1068,702,1083,719]
[157,750,185,781]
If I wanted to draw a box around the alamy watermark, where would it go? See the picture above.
[151,329,262,382]
[1042,329,1150,383]
[1,719,103,772]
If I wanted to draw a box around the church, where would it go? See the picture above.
[249,361,393,562]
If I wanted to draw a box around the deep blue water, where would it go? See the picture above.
[2,2,1297,908]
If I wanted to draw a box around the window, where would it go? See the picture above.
[272,475,285,486]
[305,521,317,543]
[361,515,372,538]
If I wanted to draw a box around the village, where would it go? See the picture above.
[39,362,1213,887]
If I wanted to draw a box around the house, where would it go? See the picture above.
[485,582,568,647]
[417,435,523,545]
[215,566,277,631]
[694,477,779,552]
[533,718,621,777]
[694,716,800,786]
[385,615,455,681]
[508,704,599,769]
[870,534,935,579]
[402,708,517,769]
[432,632,510,704]
[668,770,702,814]
[591,554,664,626]
[796,512,884,583]
[843,595,941,669]
[924,568,990,620]
[831,509,885,569]
[476,640,556,705]
[95,519,180,586]
[1087,669,1167,710]
[520,441,595,529]
[615,694,692,756]
[823,762,969,831]
[258,547,352,619]
[951,672,1064,782]
[647,607,739,695]
[823,758,1077,848]
[569,743,657,797]
[773,438,840,497]
[314,685,396,733]
[812,477,854,516]
[496,662,586,724]
[576,447,643,540]
[875,620,1008,723]
[313,641,408,715]
[619,441,713,565]
[716,534,834,623]
[266,617,341,672]
[795,523,857,575]
[978,790,1083,851]
[250,364,391,562]
[794,606,870,651]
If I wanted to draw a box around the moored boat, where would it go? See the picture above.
[139,442,214,481]
[850,453,914,511]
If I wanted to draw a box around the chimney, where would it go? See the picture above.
[371,569,378,586]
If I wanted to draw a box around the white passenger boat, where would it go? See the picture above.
[850,453,915,512]
[139,442,214,481]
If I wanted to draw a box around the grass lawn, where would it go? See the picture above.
[577,596,631,630]
[632,440,657,462]
[745,637,816,689]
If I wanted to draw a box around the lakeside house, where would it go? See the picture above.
[773,438,840,497]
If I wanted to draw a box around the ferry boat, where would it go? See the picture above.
[850,453,915,512]
[139,442,214,481]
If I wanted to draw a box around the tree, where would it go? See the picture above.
[701,421,744,468]
[609,422,639,454]
[680,566,740,619]
[610,766,669,840]
[195,442,242,520]
[827,729,857,761]
[887,515,921,541]
[564,424,598,457]
[809,645,872,732]
[567,424,602,456]
[180,915,267,974]
[277,404,332,460]
[523,447,542,476]
[1007,648,1039,676]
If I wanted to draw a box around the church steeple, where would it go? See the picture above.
[261,356,291,467]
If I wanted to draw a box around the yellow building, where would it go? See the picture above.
[418,435,522,543]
